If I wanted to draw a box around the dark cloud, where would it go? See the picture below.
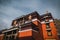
[0,0,60,30]
[0,0,12,5]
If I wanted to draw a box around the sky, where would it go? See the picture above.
[0,0,60,30]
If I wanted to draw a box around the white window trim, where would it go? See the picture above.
[32,18,40,23]
[2,28,18,33]
[25,18,40,24]
[19,29,38,32]
[41,21,45,24]
[49,19,53,22]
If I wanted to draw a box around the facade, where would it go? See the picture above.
[0,11,59,40]
[40,13,59,40]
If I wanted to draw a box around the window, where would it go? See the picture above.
[7,31,12,35]
[32,27,39,32]
[46,23,50,28]
[21,26,31,31]
[46,25,50,28]
[47,30,52,36]
[47,32,52,36]
[12,20,19,27]
[20,23,40,32]
[32,15,37,19]
[13,30,17,34]
[32,24,40,32]
[5,36,8,40]
[45,19,49,22]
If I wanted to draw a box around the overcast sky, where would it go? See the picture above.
[0,0,60,30]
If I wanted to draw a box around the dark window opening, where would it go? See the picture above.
[20,23,40,32]
[41,18,45,21]
[6,31,12,35]
[32,15,37,19]
[13,30,17,34]
[4,35,17,40]
[32,24,40,32]
[4,36,8,40]
[46,25,50,28]
[47,30,52,36]
[47,32,52,36]
[21,26,31,31]
[46,23,50,28]
[46,22,49,25]
[11,36,15,40]
[45,19,49,22]
[32,26,39,32]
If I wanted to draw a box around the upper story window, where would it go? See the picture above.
[46,23,50,28]
[45,19,50,29]
[20,23,40,32]
[12,20,19,27]
[17,18,26,26]
[32,24,40,32]
[12,13,40,27]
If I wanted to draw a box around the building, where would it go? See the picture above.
[0,11,59,40]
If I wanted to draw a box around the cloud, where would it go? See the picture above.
[0,0,60,30]
[0,18,10,30]
[0,6,25,18]
[0,5,25,30]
